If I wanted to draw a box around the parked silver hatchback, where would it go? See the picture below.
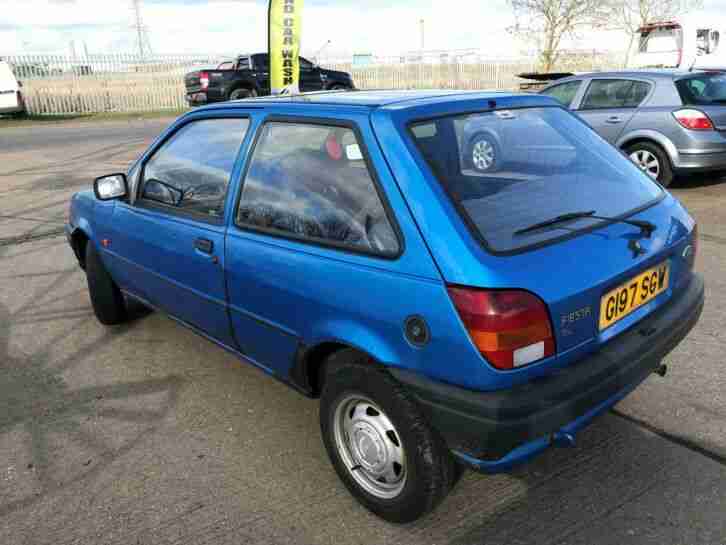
[539,70,726,186]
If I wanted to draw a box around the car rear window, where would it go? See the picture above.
[409,107,663,254]
[676,73,726,105]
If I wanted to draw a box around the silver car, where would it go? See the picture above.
[537,70,726,186]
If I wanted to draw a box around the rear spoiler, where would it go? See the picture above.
[517,72,574,91]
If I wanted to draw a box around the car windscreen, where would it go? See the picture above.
[676,73,726,105]
[409,107,663,253]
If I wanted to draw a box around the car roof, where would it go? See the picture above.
[200,89,549,112]
[559,68,716,81]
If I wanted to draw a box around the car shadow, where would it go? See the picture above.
[672,170,726,189]
[0,284,182,518]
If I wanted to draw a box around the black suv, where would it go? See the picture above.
[184,53,355,105]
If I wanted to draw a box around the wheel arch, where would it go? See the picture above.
[228,82,258,99]
[69,225,93,269]
[291,339,390,398]
[617,130,678,168]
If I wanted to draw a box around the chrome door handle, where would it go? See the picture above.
[605,116,622,124]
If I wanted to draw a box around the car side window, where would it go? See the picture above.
[140,118,249,219]
[236,122,400,256]
[542,81,581,108]
[580,80,651,110]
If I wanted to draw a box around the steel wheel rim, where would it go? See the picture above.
[472,139,495,171]
[333,395,407,499]
[630,149,660,179]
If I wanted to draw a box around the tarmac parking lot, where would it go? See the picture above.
[1,118,726,545]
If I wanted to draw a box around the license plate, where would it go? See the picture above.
[599,262,670,331]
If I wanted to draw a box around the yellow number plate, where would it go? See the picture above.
[599,262,670,331]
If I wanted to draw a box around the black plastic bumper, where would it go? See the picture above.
[390,273,704,466]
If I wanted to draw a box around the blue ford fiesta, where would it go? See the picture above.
[66,90,703,523]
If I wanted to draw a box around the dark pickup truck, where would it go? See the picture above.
[184,53,355,105]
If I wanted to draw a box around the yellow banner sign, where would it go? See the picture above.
[268,0,304,95]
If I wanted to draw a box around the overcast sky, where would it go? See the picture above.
[1,0,724,58]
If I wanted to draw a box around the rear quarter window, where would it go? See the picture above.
[236,121,400,256]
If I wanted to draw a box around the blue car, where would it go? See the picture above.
[66,90,703,523]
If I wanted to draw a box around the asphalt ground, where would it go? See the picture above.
[1,119,725,545]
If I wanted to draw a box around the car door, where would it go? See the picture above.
[105,116,250,346]
[574,78,652,143]
[299,57,323,92]
[224,118,402,375]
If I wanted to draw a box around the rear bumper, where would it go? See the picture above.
[390,273,704,473]
[675,149,726,173]
[0,104,24,114]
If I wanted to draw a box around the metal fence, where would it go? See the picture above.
[3,51,622,115]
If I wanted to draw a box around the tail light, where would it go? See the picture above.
[673,109,713,130]
[199,71,210,90]
[447,287,555,370]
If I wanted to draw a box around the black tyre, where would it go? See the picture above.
[85,242,127,325]
[228,88,256,101]
[320,349,458,523]
[625,141,674,187]
[467,132,499,173]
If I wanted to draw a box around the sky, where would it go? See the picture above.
[0,0,725,59]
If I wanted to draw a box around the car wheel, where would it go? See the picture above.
[626,142,674,187]
[320,349,459,523]
[85,242,128,325]
[228,88,256,101]
[468,133,499,173]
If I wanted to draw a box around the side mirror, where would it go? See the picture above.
[93,173,128,201]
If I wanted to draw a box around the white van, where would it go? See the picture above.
[629,12,726,70]
[0,60,25,117]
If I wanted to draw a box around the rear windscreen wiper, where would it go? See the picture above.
[515,210,656,237]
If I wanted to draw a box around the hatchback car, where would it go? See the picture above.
[535,70,726,186]
[66,90,703,523]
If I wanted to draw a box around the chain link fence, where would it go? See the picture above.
[3,51,622,115]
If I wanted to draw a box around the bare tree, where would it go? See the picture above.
[609,0,704,66]
[508,0,611,72]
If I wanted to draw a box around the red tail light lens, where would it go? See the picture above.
[673,109,714,130]
[200,71,210,90]
[447,287,555,370]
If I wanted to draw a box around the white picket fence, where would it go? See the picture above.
[3,52,620,115]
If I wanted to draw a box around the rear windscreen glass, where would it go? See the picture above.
[409,107,663,253]
[676,74,726,105]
